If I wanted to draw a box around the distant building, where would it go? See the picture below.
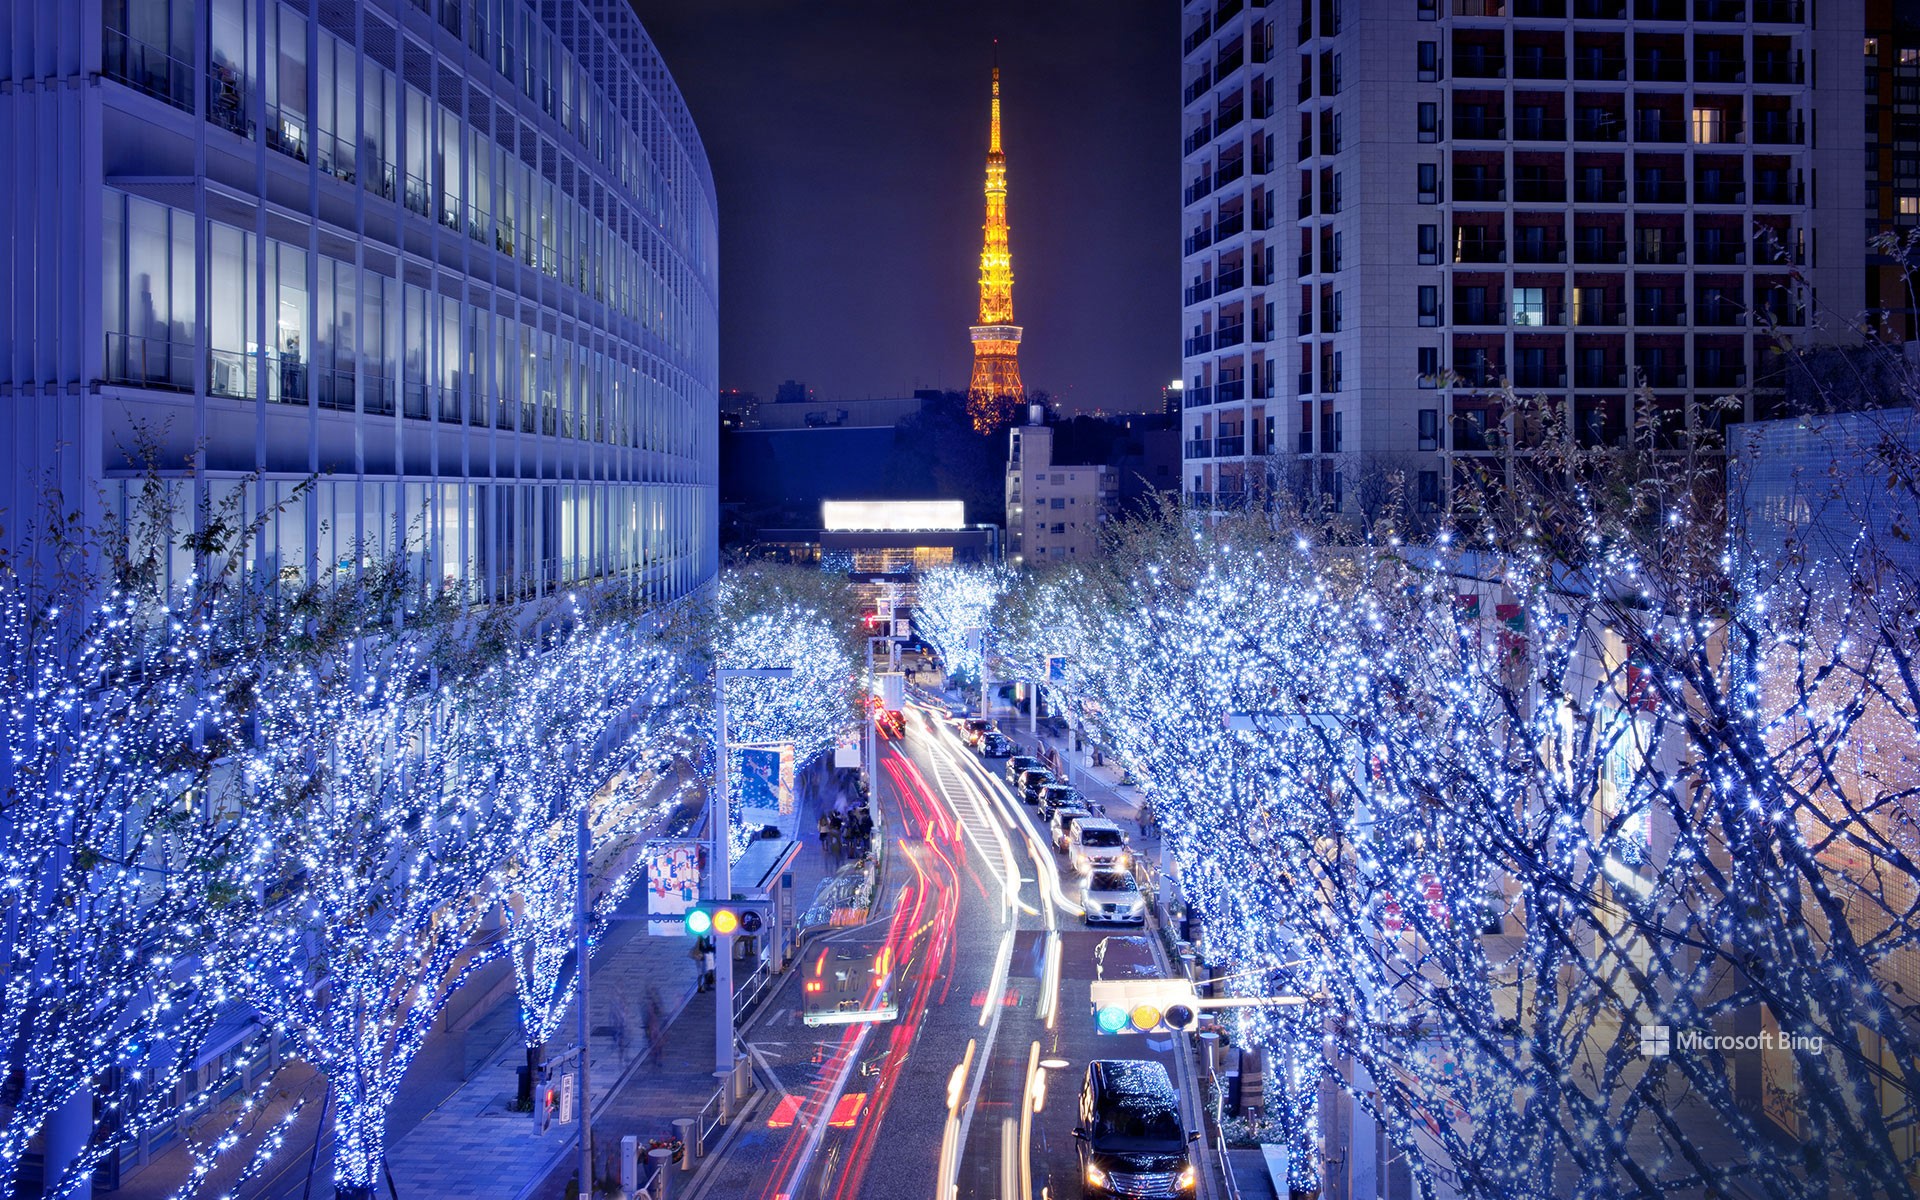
[720,390,762,429]
[1005,419,1116,566]
[751,395,929,430]
[775,380,812,405]
[750,500,1000,608]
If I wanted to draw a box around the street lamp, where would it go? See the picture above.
[713,666,794,1080]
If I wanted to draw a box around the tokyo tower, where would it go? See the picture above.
[966,61,1025,434]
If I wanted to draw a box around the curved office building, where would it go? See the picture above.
[1,0,719,606]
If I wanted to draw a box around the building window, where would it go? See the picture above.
[1417,41,1440,82]
[1418,408,1440,450]
[1901,195,1919,215]
[1418,470,1441,511]
[1417,163,1440,203]
[1691,107,1726,144]
[1418,102,1440,142]
[1051,497,1065,509]
[1512,287,1546,326]
[1418,223,1439,264]
[1903,48,1920,65]
[1418,347,1440,386]
[1418,285,1441,325]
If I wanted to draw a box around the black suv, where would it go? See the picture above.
[1075,1059,1197,1197]
[1015,766,1056,804]
[1005,755,1044,789]
[1037,782,1085,817]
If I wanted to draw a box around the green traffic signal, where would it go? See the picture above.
[1095,1005,1131,1034]
[685,908,713,935]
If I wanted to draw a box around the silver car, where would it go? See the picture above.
[1080,870,1147,926]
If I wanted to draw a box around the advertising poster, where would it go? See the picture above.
[645,840,702,936]
[735,743,796,814]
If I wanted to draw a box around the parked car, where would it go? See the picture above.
[1005,755,1045,789]
[1068,818,1132,876]
[1075,1060,1198,1198]
[1015,767,1056,805]
[1036,782,1085,818]
[1050,806,1093,853]
[1080,871,1147,926]
[961,718,990,747]
[979,731,1013,758]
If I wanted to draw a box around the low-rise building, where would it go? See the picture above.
[1006,420,1116,566]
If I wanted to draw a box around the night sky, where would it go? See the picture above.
[628,0,1180,415]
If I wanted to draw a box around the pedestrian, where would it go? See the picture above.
[700,936,717,993]
[609,997,630,1063]
[689,934,708,991]
[644,987,666,1067]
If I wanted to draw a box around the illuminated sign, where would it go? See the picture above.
[822,500,967,532]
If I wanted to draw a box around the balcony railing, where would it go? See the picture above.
[1514,116,1567,141]
[1185,332,1215,356]
[1634,303,1688,326]
[1514,238,1567,263]
[1184,385,1214,407]
[1573,238,1626,263]
[1635,239,1687,265]
[1693,300,1746,327]
[1753,0,1802,20]
[1454,117,1507,140]
[105,333,195,392]
[1752,116,1804,144]
[1694,58,1746,84]
[1216,323,1247,348]
[1185,227,1215,255]
[207,69,254,138]
[1216,267,1246,293]
[1635,178,1687,204]
[1453,178,1506,202]
[1575,364,1628,387]
[1638,364,1687,388]
[1755,179,1803,205]
[1216,211,1246,238]
[1696,366,1747,389]
[1513,179,1567,202]
[1575,54,1628,81]
[1185,280,1215,306]
[1694,180,1746,204]
[1217,157,1246,187]
[1217,378,1247,402]
[1185,439,1215,458]
[1572,303,1625,326]
[1633,58,1686,83]
[1454,240,1507,264]
[1753,58,1803,85]
[1455,303,1507,326]
[1512,366,1568,388]
[1184,68,1214,105]
[1694,239,1745,265]
[103,29,193,110]
[1184,175,1215,205]
[1456,52,1506,79]
[1574,176,1627,203]
[1513,52,1567,80]
[1215,434,1247,456]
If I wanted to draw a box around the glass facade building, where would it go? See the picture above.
[1,0,718,605]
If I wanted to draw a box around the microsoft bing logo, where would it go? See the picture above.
[1640,1025,1671,1057]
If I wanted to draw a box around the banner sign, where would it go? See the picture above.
[1047,655,1068,683]
[735,743,796,814]
[645,841,703,936]
[834,731,861,768]
[877,671,906,712]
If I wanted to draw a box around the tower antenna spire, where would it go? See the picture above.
[967,50,1023,433]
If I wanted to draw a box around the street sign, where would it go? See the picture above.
[558,1071,576,1124]
[877,672,906,713]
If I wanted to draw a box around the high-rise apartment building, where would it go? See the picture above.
[1180,0,1864,513]
[1,0,719,608]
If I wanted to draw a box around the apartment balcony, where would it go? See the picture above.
[1216,0,1244,23]
[1183,67,1214,105]
[1694,300,1746,327]
[1185,439,1215,457]
[1512,365,1568,389]
[1185,227,1215,255]
[1184,280,1215,306]
[1514,238,1567,263]
[1694,240,1745,265]
[1753,0,1803,20]
[1514,116,1567,142]
[1217,157,1246,187]
[1184,175,1215,205]
[1216,211,1246,239]
[1456,51,1506,79]
[1575,0,1627,15]
[1695,0,1745,18]
[1635,302,1687,326]
[1573,238,1627,264]
[1633,116,1687,142]
[1753,57,1803,86]
[1633,58,1686,84]
[1575,364,1629,387]
[1454,240,1508,264]
[1216,267,1245,293]
[1184,124,1212,155]
[1574,176,1627,203]
[1217,378,1248,402]
[1694,180,1746,204]
[1638,363,1687,388]
[1455,117,1507,141]
[1298,194,1314,219]
[1513,179,1567,203]
[1184,385,1214,407]
[1572,302,1625,326]
[1635,178,1687,204]
[1453,178,1507,202]
[1216,323,1247,348]
[1184,332,1215,356]
[1575,54,1628,82]
[1216,48,1245,80]
[1214,105,1246,137]
[1635,0,1687,19]
[1298,312,1314,336]
[1183,19,1212,55]
[1752,116,1804,144]
[1755,179,1803,205]
[1513,53,1567,80]
[1694,58,1746,84]
[1455,304,1507,327]
[1696,365,1748,389]
[1635,239,1687,265]
[1215,434,1247,456]
[105,333,195,392]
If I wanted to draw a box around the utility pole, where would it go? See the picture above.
[712,667,793,1078]
[576,771,593,1197]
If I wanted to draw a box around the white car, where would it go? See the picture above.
[1080,872,1147,926]
[1068,818,1132,876]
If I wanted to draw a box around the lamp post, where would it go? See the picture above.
[864,636,891,791]
[713,666,794,1078]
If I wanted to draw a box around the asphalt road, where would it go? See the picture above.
[698,703,1219,1200]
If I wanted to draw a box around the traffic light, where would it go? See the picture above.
[683,901,768,937]
[1090,978,1202,1035]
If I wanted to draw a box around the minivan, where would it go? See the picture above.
[1068,818,1131,875]
[1075,1059,1198,1197]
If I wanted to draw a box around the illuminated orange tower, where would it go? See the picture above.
[966,60,1024,434]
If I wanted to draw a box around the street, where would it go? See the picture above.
[693,699,1217,1200]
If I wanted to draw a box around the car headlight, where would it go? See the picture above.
[1085,1163,1107,1187]
[1118,851,1131,869]
[1129,898,1147,912]
[1177,1164,1197,1190]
